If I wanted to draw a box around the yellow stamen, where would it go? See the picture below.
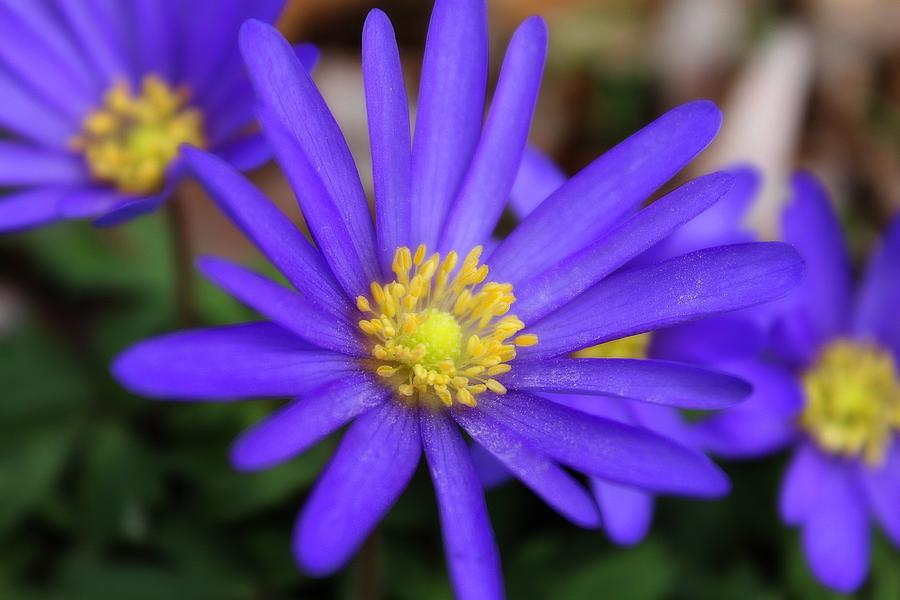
[801,340,900,466]
[357,245,537,408]
[574,333,651,360]
[70,75,206,195]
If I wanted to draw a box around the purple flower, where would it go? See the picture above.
[502,155,767,545]
[113,2,804,596]
[0,0,315,231]
[689,172,900,593]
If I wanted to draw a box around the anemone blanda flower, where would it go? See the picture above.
[684,173,900,593]
[481,155,767,545]
[0,0,315,231]
[113,2,805,596]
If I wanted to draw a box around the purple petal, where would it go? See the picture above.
[0,187,66,232]
[782,172,852,342]
[408,0,488,249]
[362,9,412,273]
[521,242,804,359]
[0,142,86,186]
[294,401,420,575]
[182,147,351,318]
[780,442,831,525]
[801,461,870,594]
[860,442,900,546]
[56,0,131,86]
[439,16,548,253]
[180,0,244,93]
[512,172,736,322]
[132,0,176,79]
[505,358,750,409]
[854,215,900,357]
[58,187,123,219]
[649,315,765,364]
[509,146,566,219]
[479,391,729,497]
[471,442,514,488]
[453,405,600,528]
[230,375,389,471]
[91,191,169,227]
[197,256,363,356]
[591,478,654,546]
[112,322,356,400]
[694,359,803,458]
[420,409,504,600]
[489,101,722,284]
[240,20,378,290]
[0,67,77,148]
[215,134,271,172]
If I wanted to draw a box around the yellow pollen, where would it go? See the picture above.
[70,75,206,195]
[357,245,537,408]
[801,340,900,466]
[574,333,651,360]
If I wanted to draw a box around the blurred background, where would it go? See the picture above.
[1,0,899,598]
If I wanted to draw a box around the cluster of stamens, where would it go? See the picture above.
[801,340,900,465]
[357,245,537,408]
[71,75,206,195]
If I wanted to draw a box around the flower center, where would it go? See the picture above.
[801,340,900,465]
[574,333,651,360]
[71,75,206,195]
[357,245,537,408]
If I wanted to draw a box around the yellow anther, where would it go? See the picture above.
[575,333,651,359]
[801,340,900,466]
[357,245,537,408]
[514,334,539,347]
[71,75,205,195]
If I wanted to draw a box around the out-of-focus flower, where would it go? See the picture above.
[0,0,316,231]
[693,173,900,593]
[112,2,804,596]
[503,155,770,545]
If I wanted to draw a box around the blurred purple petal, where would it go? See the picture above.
[453,405,600,528]
[294,401,420,575]
[650,315,765,364]
[230,375,389,471]
[215,133,271,172]
[439,16,547,253]
[509,146,566,219]
[854,215,900,358]
[780,442,830,525]
[489,101,722,284]
[409,0,488,249]
[112,322,356,400]
[421,408,504,600]
[0,142,86,186]
[56,0,132,85]
[0,67,77,148]
[0,187,67,232]
[860,442,900,546]
[58,187,122,219]
[591,478,654,546]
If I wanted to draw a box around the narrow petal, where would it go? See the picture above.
[56,0,132,85]
[112,322,356,400]
[802,463,870,594]
[509,146,566,219]
[0,187,66,232]
[294,401,420,575]
[780,442,831,525]
[453,405,600,528]
[240,20,378,289]
[408,0,488,248]
[439,16,548,253]
[132,0,175,79]
[860,442,900,546]
[0,67,77,148]
[58,187,123,219]
[489,101,722,284]
[513,172,736,322]
[505,357,750,409]
[479,391,729,497]
[854,215,900,357]
[182,147,351,318]
[230,375,389,471]
[421,409,504,600]
[782,172,852,341]
[363,9,412,273]
[521,242,804,359]
[91,192,169,227]
[215,133,271,172]
[649,315,765,365]
[591,478,655,546]
[197,257,363,356]
[0,142,86,186]
[694,360,803,458]
[180,0,244,92]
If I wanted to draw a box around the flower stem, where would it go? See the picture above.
[165,190,196,326]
